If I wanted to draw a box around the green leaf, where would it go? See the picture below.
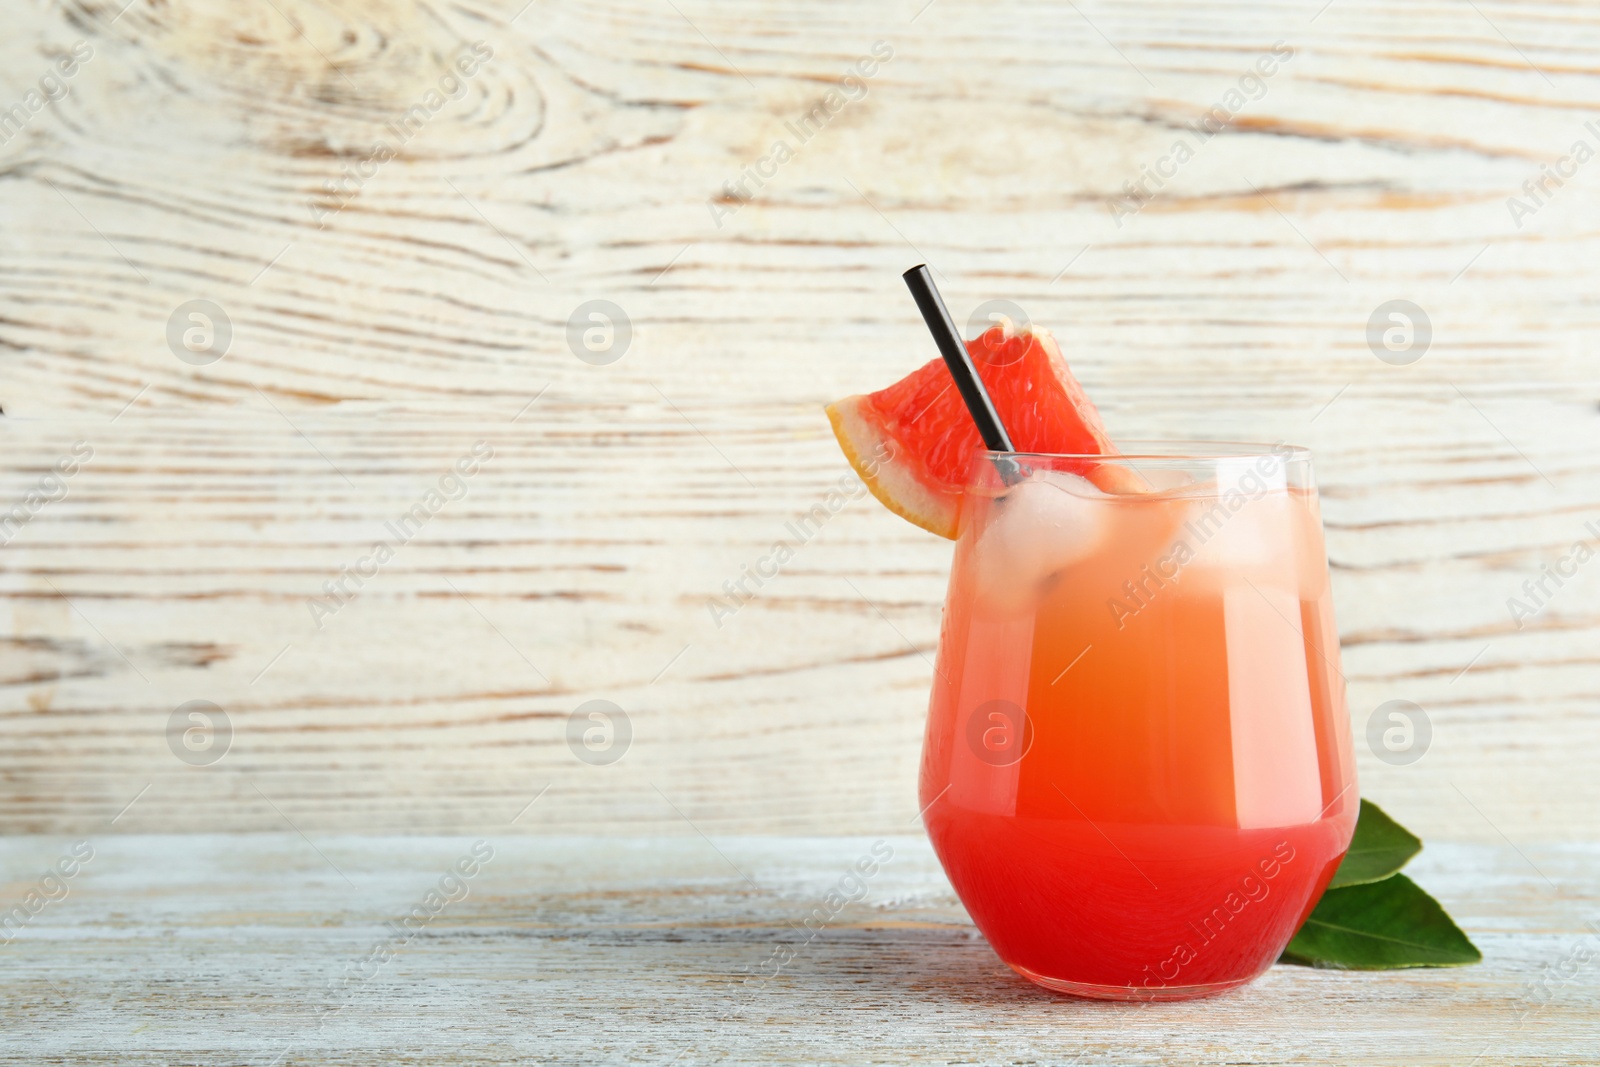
[1329,799,1422,889]
[1283,873,1481,969]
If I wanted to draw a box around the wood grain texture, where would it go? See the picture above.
[0,0,1597,848]
[1,834,1596,1065]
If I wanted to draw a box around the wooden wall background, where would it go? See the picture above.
[1,0,1596,842]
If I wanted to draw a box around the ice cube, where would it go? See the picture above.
[1184,490,1291,570]
[1179,487,1326,599]
[1214,454,1289,496]
[974,471,1109,613]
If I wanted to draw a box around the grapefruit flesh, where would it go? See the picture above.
[826,320,1118,539]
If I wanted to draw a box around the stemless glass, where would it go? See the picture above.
[920,443,1358,1001]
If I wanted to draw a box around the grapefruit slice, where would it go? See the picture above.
[826,319,1118,539]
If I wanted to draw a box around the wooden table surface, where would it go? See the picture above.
[3,0,1599,1059]
[1,834,1597,1066]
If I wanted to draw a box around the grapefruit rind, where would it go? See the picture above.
[826,396,960,539]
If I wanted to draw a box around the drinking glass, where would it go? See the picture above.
[920,443,1358,1000]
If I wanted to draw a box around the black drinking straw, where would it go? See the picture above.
[902,265,1024,483]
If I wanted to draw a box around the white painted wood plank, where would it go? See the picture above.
[0,0,1596,845]
[0,834,1595,1065]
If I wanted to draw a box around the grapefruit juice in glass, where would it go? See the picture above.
[920,443,1358,1000]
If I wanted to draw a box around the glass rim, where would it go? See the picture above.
[980,440,1310,462]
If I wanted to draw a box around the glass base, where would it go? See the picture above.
[1011,964,1257,1002]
